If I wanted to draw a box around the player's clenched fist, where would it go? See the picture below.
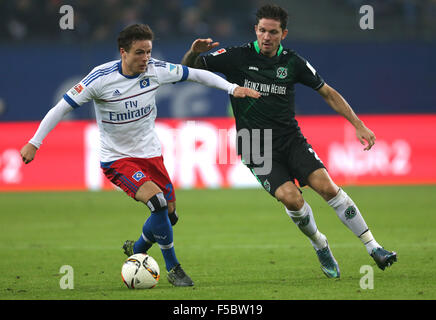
[20,143,38,164]
[233,86,261,99]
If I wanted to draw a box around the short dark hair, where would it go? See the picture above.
[117,24,154,52]
[256,4,288,30]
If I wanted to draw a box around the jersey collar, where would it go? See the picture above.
[117,61,141,79]
[253,40,283,56]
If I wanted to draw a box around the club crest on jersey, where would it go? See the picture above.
[211,48,226,56]
[132,171,146,182]
[276,67,288,79]
[139,77,150,89]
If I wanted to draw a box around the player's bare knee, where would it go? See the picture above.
[283,196,304,211]
[317,184,339,201]
[135,181,162,204]
[275,184,304,211]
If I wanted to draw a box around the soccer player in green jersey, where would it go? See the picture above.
[181,4,396,278]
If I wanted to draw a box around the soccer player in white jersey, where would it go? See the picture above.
[20,24,260,287]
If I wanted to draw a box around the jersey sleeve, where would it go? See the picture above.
[62,67,102,109]
[153,59,189,85]
[294,53,325,90]
[202,47,241,74]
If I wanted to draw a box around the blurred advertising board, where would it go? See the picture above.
[1,115,435,191]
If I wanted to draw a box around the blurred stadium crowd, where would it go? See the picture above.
[1,0,435,43]
[0,0,256,42]
[343,0,436,33]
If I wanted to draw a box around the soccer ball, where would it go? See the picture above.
[121,253,160,289]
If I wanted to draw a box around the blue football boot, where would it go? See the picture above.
[316,242,341,279]
[371,247,397,270]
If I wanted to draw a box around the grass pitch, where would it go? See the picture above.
[1,185,436,300]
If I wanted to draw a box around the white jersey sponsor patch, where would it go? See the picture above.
[211,48,227,56]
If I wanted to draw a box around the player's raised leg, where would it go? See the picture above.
[135,181,194,286]
[275,181,340,278]
[307,168,397,270]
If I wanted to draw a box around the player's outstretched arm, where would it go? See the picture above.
[186,67,260,99]
[318,83,376,151]
[181,38,219,68]
[20,99,73,164]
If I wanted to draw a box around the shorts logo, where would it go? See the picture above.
[263,179,271,192]
[132,171,146,182]
[276,67,288,79]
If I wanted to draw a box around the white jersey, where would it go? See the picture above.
[63,58,189,163]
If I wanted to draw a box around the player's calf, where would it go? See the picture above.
[328,189,383,252]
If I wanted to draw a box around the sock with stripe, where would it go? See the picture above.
[133,222,155,254]
[285,201,327,251]
[148,208,179,271]
[135,210,179,271]
[134,192,179,271]
[327,188,381,254]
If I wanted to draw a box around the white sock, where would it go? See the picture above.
[359,230,381,254]
[309,230,328,251]
[285,201,327,250]
[328,189,380,253]
[327,188,369,236]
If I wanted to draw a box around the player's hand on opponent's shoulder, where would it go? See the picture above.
[191,38,220,54]
[355,122,376,151]
[233,86,261,99]
[20,143,38,164]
